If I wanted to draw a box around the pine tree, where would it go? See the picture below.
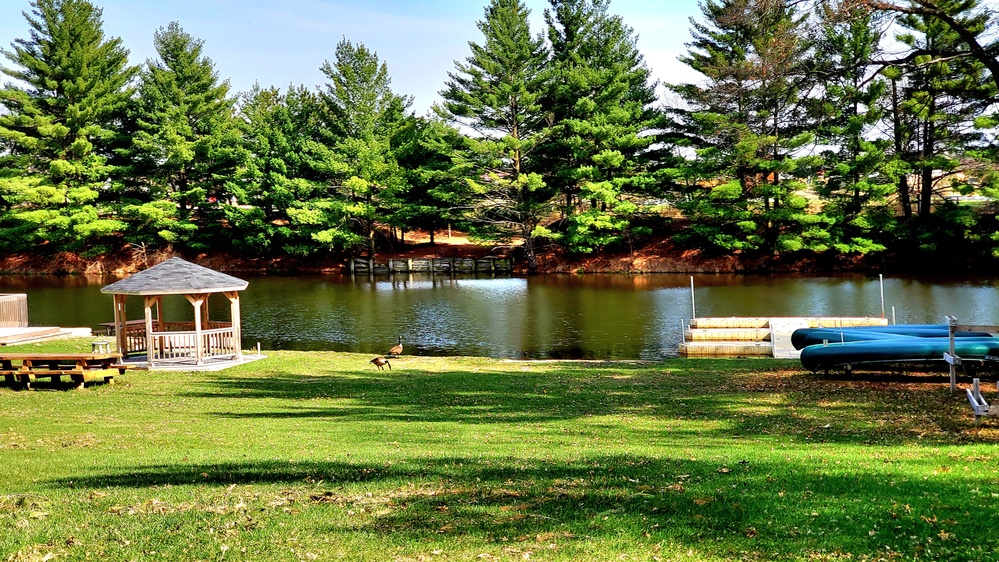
[893,0,996,218]
[0,0,136,253]
[853,0,999,89]
[317,38,412,257]
[538,0,661,254]
[231,84,332,255]
[871,0,999,265]
[667,0,822,255]
[811,5,893,254]
[392,117,474,245]
[123,21,240,250]
[439,0,551,271]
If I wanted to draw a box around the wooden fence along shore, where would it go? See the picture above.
[348,257,514,275]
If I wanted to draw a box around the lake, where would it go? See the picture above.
[2,273,998,360]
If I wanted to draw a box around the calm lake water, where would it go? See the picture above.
[2,273,999,360]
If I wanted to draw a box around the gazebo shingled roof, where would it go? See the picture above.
[101,257,248,296]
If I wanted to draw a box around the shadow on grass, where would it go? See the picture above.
[45,453,999,560]
[181,364,991,445]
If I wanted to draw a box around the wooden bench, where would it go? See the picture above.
[0,353,131,389]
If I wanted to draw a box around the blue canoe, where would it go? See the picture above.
[791,325,994,350]
[799,336,999,371]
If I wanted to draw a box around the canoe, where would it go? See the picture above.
[791,325,994,350]
[791,328,919,350]
[799,336,999,371]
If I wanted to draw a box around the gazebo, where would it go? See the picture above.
[100,258,249,367]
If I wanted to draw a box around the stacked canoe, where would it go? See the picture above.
[793,324,999,371]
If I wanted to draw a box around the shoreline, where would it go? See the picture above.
[0,237,983,277]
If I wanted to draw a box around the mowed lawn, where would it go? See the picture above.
[2,339,998,561]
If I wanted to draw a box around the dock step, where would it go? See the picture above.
[687,328,771,342]
[0,327,61,345]
[679,340,773,357]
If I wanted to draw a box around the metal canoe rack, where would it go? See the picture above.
[942,316,999,421]
[967,378,999,421]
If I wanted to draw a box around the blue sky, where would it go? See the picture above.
[0,0,703,114]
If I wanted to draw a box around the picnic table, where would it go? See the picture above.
[0,352,132,389]
[97,319,146,336]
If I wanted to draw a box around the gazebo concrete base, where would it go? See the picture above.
[120,353,267,372]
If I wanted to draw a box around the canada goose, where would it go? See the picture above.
[387,336,403,357]
[370,356,391,370]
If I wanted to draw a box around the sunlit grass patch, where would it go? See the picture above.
[1,340,997,560]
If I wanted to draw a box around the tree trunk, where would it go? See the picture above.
[523,242,538,274]
[898,175,912,220]
[522,223,538,274]
[919,115,935,218]
[920,165,934,218]
[890,77,912,219]
[367,220,376,258]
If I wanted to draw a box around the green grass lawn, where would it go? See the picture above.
[2,339,998,561]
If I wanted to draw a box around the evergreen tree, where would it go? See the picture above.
[122,21,241,250]
[893,0,996,218]
[439,0,551,271]
[317,38,412,257]
[668,0,823,255]
[539,0,661,254]
[852,0,999,89]
[393,117,475,245]
[0,0,136,253]
[233,84,332,255]
[876,0,999,264]
[811,4,893,254]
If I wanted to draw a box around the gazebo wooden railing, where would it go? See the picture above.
[116,321,234,357]
[149,325,239,362]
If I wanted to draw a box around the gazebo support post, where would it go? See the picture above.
[225,291,242,360]
[155,296,165,332]
[201,295,210,326]
[113,294,127,357]
[185,294,207,365]
[144,296,156,367]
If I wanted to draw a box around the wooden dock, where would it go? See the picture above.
[0,326,93,345]
[349,256,513,275]
[679,317,889,359]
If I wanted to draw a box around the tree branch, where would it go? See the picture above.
[859,0,999,89]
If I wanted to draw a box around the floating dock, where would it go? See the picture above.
[679,317,889,359]
[0,327,93,345]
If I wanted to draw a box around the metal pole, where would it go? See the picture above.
[690,276,696,320]
[891,306,896,325]
[879,274,885,318]
[947,315,958,394]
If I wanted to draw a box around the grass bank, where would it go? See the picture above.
[2,339,998,561]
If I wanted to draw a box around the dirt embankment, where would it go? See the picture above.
[0,232,870,276]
